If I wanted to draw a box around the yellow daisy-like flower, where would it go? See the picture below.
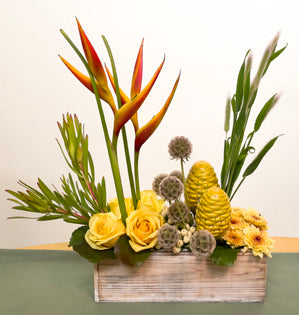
[231,207,245,217]
[230,213,249,230]
[223,229,245,247]
[243,225,274,258]
[243,208,268,230]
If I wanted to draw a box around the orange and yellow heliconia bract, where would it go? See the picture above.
[59,19,180,150]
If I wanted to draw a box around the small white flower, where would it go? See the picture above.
[176,240,184,247]
[190,226,196,234]
[155,243,162,250]
[185,223,190,230]
[183,235,190,243]
[172,247,181,254]
[168,218,174,225]
[181,229,188,236]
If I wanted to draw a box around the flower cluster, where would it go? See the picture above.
[6,25,282,268]
[85,190,165,253]
[222,207,274,258]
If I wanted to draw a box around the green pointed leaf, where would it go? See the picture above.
[254,94,279,132]
[88,154,95,180]
[38,214,64,221]
[69,226,116,263]
[210,243,241,266]
[63,216,88,225]
[114,234,151,267]
[231,95,237,115]
[7,216,38,220]
[236,60,245,111]
[263,44,287,76]
[243,135,282,177]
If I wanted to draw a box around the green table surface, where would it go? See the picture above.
[0,250,298,315]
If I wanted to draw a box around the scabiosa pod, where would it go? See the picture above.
[169,170,183,183]
[168,136,192,196]
[190,230,216,257]
[168,136,192,161]
[168,201,190,224]
[159,176,183,201]
[157,223,179,249]
[152,173,168,196]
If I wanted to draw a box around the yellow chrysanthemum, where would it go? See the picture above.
[223,229,245,247]
[243,225,274,258]
[230,213,249,230]
[243,208,268,230]
[231,207,245,217]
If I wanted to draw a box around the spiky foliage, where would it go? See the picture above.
[6,115,108,223]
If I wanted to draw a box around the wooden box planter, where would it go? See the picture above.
[94,251,266,302]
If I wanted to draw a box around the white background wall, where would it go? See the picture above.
[1,0,298,248]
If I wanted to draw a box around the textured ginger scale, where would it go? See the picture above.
[185,161,219,212]
[195,186,231,238]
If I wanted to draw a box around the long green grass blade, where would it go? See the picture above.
[254,94,279,132]
[243,135,282,177]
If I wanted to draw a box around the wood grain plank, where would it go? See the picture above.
[94,251,266,302]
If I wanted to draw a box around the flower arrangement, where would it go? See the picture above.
[6,20,285,268]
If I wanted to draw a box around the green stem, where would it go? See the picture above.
[121,128,137,208]
[180,159,187,197]
[60,30,127,224]
[134,150,141,202]
[230,177,245,201]
[102,35,137,209]
[175,199,186,227]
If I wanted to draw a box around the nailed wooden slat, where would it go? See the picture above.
[94,251,266,302]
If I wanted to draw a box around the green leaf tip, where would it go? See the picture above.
[210,243,241,266]
[114,234,151,267]
[69,226,116,263]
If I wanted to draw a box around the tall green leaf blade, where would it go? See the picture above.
[235,60,245,112]
[243,135,282,177]
[254,94,279,132]
[263,44,287,76]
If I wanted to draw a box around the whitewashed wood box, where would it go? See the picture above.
[94,251,266,302]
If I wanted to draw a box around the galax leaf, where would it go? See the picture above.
[114,234,151,267]
[69,226,116,263]
[210,243,241,266]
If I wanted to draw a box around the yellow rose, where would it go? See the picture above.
[137,190,165,213]
[108,197,135,220]
[126,209,164,252]
[85,212,126,250]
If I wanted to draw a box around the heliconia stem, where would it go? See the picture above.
[102,35,137,209]
[134,150,141,202]
[60,29,128,225]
